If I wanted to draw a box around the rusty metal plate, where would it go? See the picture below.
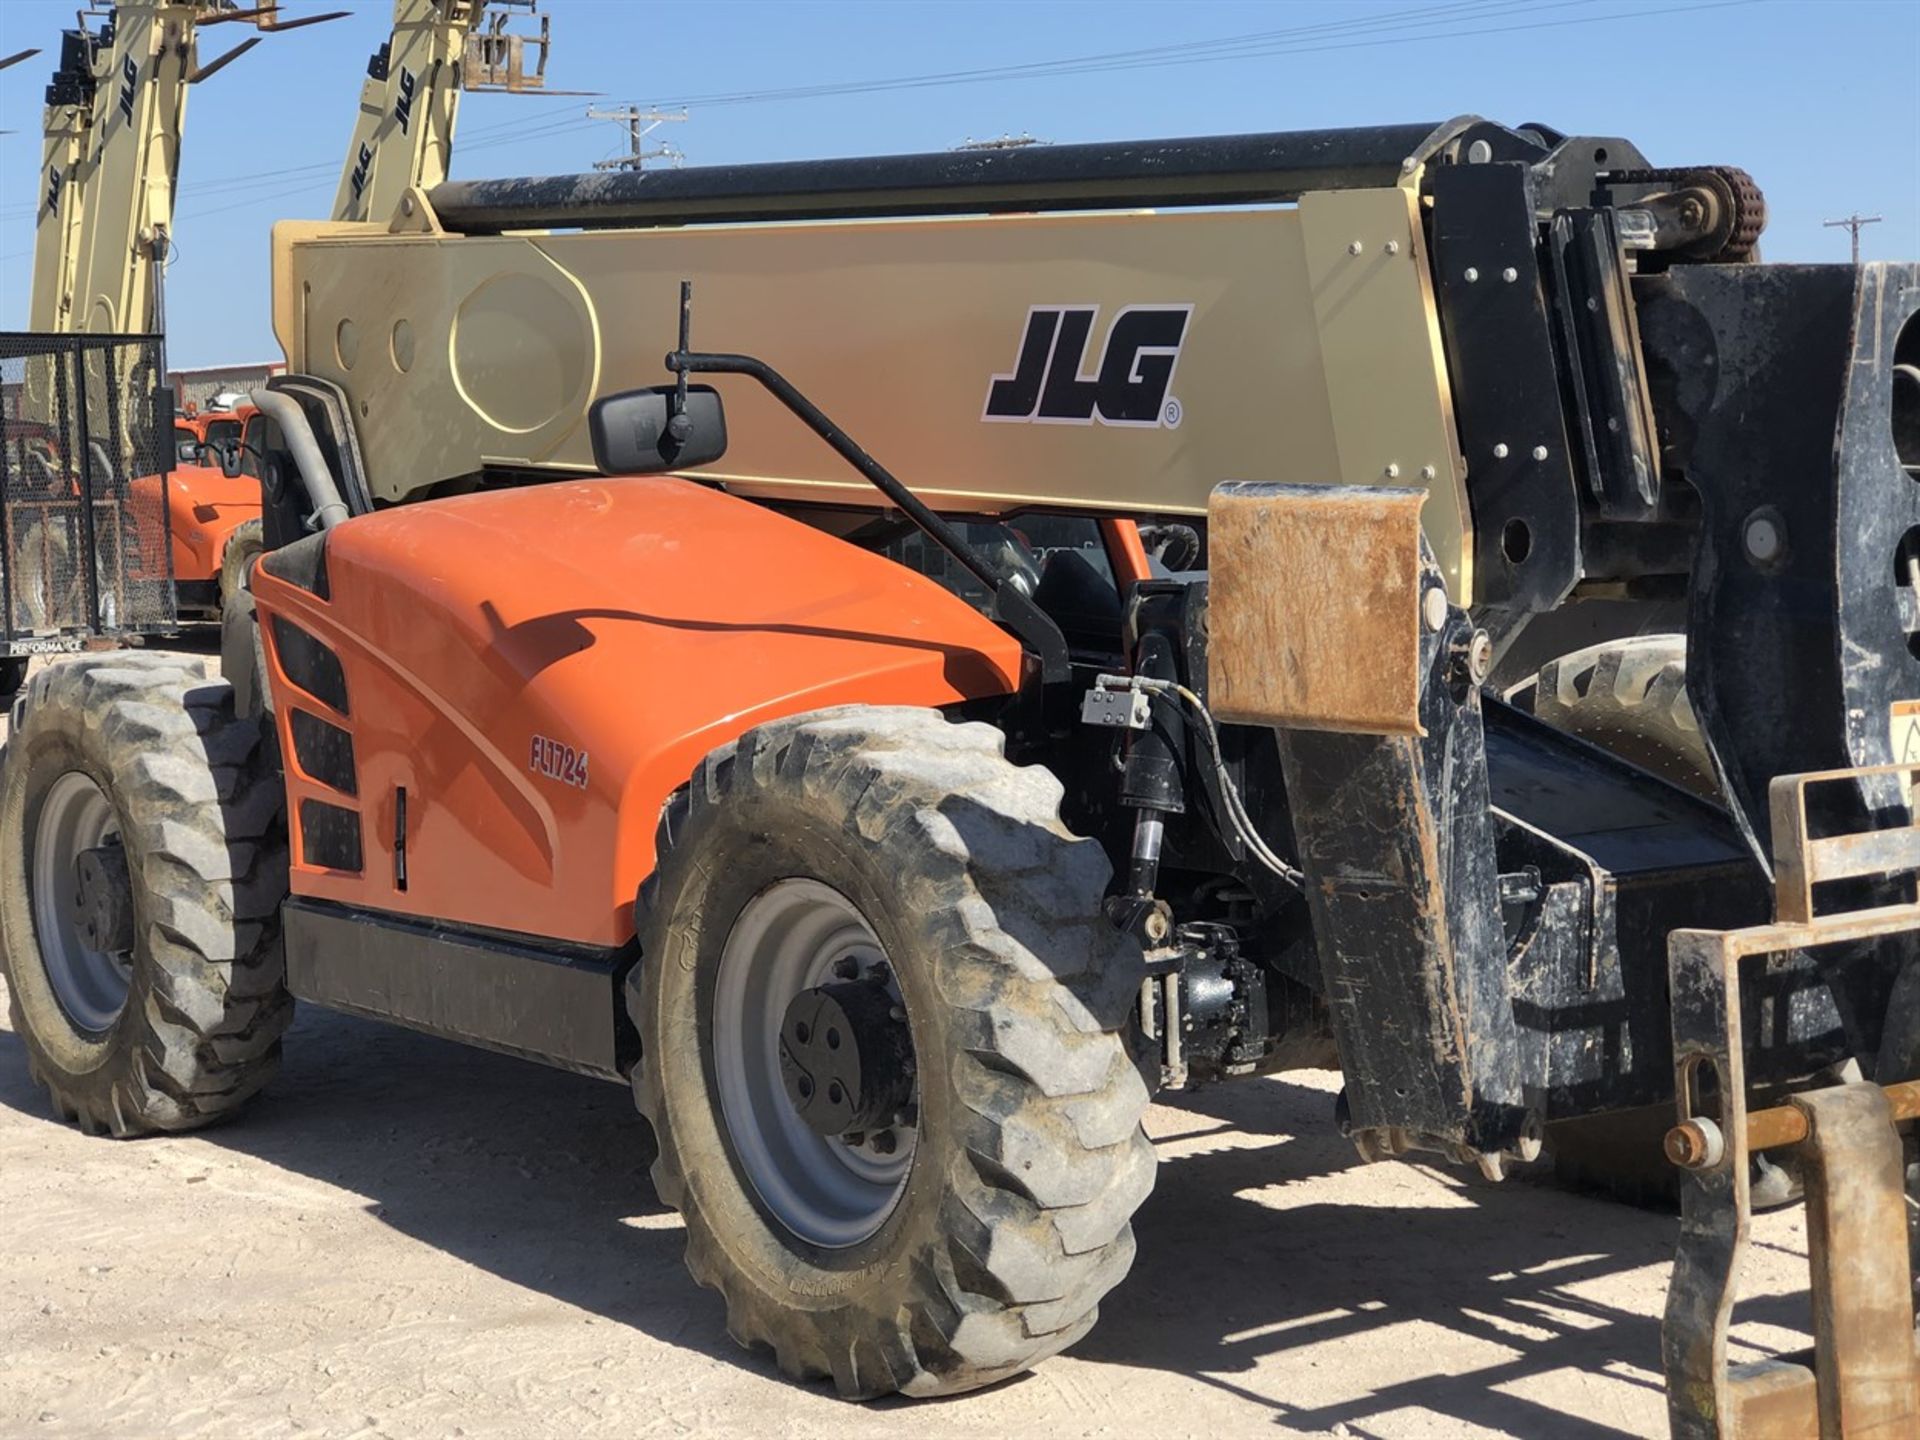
[1206,480,1425,735]
[1789,1085,1918,1438]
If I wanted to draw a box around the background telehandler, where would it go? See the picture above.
[4,0,552,693]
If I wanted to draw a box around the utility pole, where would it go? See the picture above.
[1823,212,1882,266]
[587,104,687,172]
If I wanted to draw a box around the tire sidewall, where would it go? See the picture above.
[1,698,155,1090]
[644,780,960,1313]
[220,523,263,607]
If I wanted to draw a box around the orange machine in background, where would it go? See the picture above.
[158,400,264,617]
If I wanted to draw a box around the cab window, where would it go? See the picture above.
[237,416,263,477]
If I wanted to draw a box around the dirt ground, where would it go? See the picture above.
[0,662,1819,1440]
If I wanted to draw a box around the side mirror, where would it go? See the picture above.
[215,441,245,479]
[588,385,727,475]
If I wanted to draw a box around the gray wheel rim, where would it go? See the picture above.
[32,771,132,1035]
[713,878,917,1249]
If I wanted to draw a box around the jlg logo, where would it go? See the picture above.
[983,304,1192,429]
[392,67,418,134]
[43,166,62,218]
[347,142,374,200]
[116,57,138,124]
[529,734,590,791]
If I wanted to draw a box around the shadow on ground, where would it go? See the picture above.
[1077,1077,1813,1438]
[0,1008,738,1362]
[0,1006,1809,1437]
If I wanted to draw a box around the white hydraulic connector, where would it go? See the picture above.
[1080,673,1156,730]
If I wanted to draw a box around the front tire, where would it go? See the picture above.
[0,654,291,1135]
[632,706,1154,1398]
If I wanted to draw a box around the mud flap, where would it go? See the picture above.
[1664,762,1920,1438]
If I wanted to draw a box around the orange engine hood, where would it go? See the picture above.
[252,475,1025,945]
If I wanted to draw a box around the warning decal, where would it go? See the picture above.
[1893,700,1920,809]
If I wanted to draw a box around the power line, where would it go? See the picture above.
[172,113,597,215]
[648,0,1755,110]
[647,0,1577,108]
[166,113,596,221]
[1823,212,1882,267]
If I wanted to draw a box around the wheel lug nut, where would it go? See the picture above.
[844,1131,865,1148]
[832,958,859,980]
[871,1130,897,1155]
[867,962,892,986]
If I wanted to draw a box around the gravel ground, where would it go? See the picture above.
[0,658,1817,1439]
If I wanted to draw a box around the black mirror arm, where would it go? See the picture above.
[665,345,1070,686]
[668,281,694,444]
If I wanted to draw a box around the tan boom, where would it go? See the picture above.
[272,179,1479,595]
[330,1,557,227]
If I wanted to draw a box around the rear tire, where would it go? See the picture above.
[1530,638,1718,1205]
[0,654,291,1135]
[1531,635,1715,797]
[632,706,1153,1398]
[1543,1105,1683,1209]
[1544,1105,1800,1212]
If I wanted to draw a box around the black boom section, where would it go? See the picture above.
[429,123,1442,233]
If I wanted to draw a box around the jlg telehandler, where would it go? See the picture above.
[4,114,1918,1435]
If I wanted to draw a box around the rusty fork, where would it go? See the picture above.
[1663,762,1920,1439]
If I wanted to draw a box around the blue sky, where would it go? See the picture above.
[2,0,1916,367]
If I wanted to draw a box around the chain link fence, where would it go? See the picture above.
[3,332,177,652]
